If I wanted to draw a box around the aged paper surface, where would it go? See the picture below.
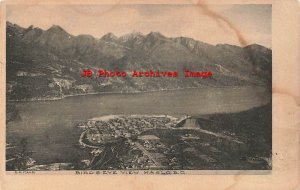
[0,0,300,189]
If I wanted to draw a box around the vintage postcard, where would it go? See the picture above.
[0,0,299,189]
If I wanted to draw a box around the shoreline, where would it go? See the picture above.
[78,130,104,149]
[7,85,268,103]
[78,114,183,150]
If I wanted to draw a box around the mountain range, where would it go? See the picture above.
[6,22,272,100]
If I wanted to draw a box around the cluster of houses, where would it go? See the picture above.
[82,115,188,169]
[85,116,175,144]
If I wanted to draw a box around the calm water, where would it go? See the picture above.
[7,87,270,164]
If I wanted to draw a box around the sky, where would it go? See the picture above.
[6,4,271,47]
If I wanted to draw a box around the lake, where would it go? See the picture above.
[6,86,270,164]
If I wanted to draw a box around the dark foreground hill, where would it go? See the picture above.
[179,104,272,159]
[174,104,272,169]
[6,22,271,100]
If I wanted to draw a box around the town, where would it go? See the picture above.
[77,114,253,170]
[79,115,184,169]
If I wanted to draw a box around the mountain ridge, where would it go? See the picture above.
[6,22,272,101]
[7,21,271,49]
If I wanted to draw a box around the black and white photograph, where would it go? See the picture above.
[6,4,272,172]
